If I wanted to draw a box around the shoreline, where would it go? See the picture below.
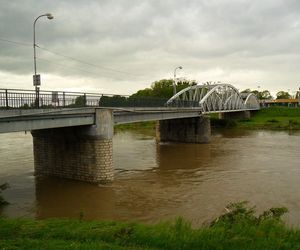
[0,203,298,249]
[115,107,300,131]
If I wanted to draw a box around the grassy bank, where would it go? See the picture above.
[114,107,300,132]
[211,107,300,130]
[0,202,299,249]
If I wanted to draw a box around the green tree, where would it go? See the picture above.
[132,88,153,97]
[74,95,86,107]
[99,95,127,107]
[241,89,251,93]
[276,91,291,99]
[131,79,196,99]
[259,90,272,100]
[250,90,272,100]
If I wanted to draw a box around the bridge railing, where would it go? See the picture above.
[0,88,197,109]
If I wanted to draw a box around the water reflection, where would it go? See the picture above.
[156,142,212,170]
[35,177,116,220]
[212,128,253,138]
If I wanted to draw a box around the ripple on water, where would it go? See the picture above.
[0,130,300,226]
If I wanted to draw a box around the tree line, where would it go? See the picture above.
[93,79,196,107]
[241,89,300,100]
[131,79,299,100]
[73,79,299,107]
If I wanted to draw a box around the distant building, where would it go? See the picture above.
[262,99,299,107]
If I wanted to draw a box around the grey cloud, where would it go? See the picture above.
[0,0,300,93]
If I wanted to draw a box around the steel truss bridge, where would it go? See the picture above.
[0,83,260,133]
[0,83,260,113]
[166,83,260,113]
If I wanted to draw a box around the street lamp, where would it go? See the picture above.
[33,13,54,108]
[173,66,183,96]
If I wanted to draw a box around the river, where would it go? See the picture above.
[0,129,300,226]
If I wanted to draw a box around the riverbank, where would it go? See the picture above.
[211,107,300,130]
[235,107,300,130]
[0,203,298,249]
[114,107,300,131]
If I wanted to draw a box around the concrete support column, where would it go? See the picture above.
[156,116,210,143]
[218,110,251,120]
[32,109,114,183]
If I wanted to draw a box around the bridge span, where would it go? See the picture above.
[0,83,260,183]
[0,107,204,133]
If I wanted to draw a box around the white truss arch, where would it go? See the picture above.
[166,83,260,113]
[244,93,260,109]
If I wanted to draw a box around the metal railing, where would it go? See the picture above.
[0,88,198,109]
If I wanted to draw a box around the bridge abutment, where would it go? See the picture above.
[156,116,211,143]
[218,110,251,120]
[32,110,114,183]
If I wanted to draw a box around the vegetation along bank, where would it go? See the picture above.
[211,107,300,130]
[115,107,300,131]
[0,202,299,249]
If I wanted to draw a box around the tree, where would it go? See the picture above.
[130,79,196,99]
[74,95,86,107]
[242,89,273,100]
[150,79,174,98]
[276,91,291,99]
[259,90,272,100]
[99,95,127,107]
[241,89,251,93]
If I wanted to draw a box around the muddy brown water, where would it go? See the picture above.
[0,129,300,226]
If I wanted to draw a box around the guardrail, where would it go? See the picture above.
[0,88,198,109]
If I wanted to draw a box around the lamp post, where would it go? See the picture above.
[256,85,261,99]
[33,13,54,108]
[298,87,300,106]
[173,66,183,96]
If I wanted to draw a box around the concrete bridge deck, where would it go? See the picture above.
[0,107,259,134]
[0,108,204,133]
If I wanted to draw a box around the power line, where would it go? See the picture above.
[37,45,141,77]
[37,57,116,78]
[0,38,31,47]
[0,37,143,78]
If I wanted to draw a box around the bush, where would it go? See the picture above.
[0,183,9,206]
[210,118,237,128]
[210,201,288,227]
[267,119,279,123]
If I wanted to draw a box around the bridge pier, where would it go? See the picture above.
[32,110,114,183]
[219,110,251,120]
[156,116,211,143]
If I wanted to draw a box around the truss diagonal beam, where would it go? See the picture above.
[166,83,260,112]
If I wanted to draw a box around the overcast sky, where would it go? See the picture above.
[0,0,300,96]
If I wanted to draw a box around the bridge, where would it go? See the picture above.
[0,83,260,183]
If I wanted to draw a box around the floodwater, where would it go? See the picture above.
[0,129,300,226]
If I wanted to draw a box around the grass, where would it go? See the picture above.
[210,107,300,130]
[0,202,299,249]
[114,108,300,132]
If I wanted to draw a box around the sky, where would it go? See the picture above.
[0,0,300,97]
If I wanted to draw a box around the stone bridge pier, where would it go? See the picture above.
[156,116,211,143]
[219,110,251,120]
[31,112,211,184]
[31,110,114,183]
